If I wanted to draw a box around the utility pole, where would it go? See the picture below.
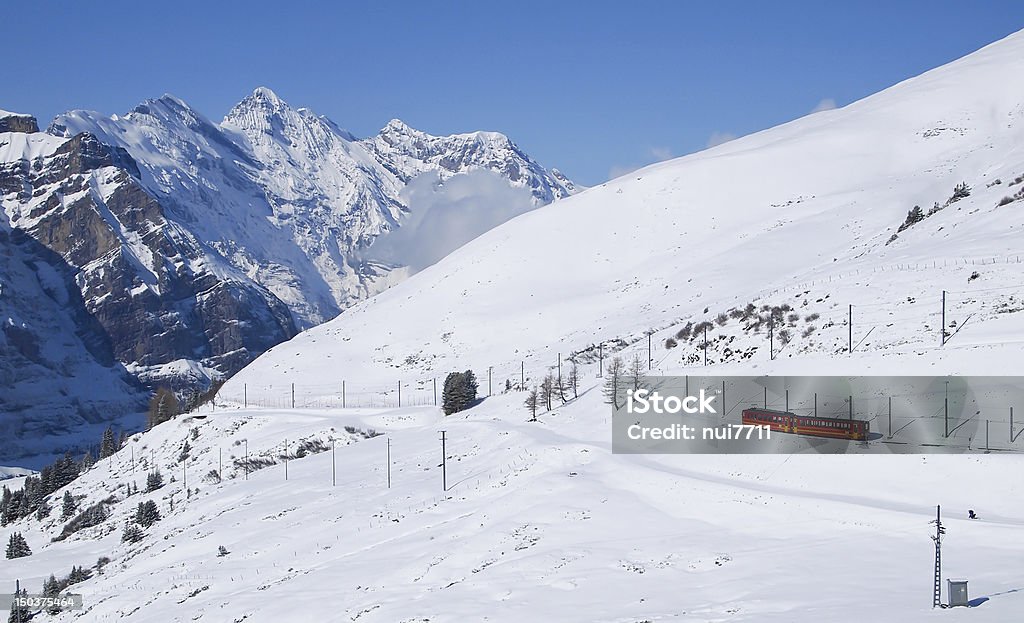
[945,381,949,438]
[182,456,187,493]
[889,396,893,439]
[785,389,789,413]
[291,383,295,409]
[599,344,604,377]
[244,440,248,480]
[489,366,493,397]
[433,378,437,406]
[440,431,447,492]
[941,290,947,346]
[219,448,222,480]
[769,315,774,361]
[131,446,135,474]
[764,386,767,409]
[387,437,391,489]
[244,384,247,409]
[848,305,853,353]
[343,380,346,408]
[931,505,946,608]
[397,381,401,408]
[521,361,526,388]
[814,392,818,418]
[284,439,289,481]
[703,326,708,366]
[849,395,853,420]
[647,333,652,370]
[332,438,336,486]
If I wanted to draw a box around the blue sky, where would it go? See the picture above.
[6,1,1023,185]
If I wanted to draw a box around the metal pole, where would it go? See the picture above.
[764,386,767,409]
[889,396,892,439]
[941,290,946,345]
[440,431,447,492]
[769,315,774,360]
[387,437,391,489]
[343,380,346,408]
[599,345,603,377]
[522,361,526,388]
[219,448,222,479]
[945,382,949,438]
[849,395,853,420]
[284,439,288,480]
[785,389,789,413]
[244,440,248,480]
[398,381,401,408]
[433,378,437,406]
[703,326,708,366]
[814,392,817,418]
[848,305,853,353]
[332,439,336,486]
[244,384,247,409]
[291,383,295,409]
[647,333,652,370]
[131,446,135,474]
[489,367,493,397]
[986,419,989,452]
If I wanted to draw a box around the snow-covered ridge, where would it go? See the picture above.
[51,87,578,328]
[225,29,1024,403]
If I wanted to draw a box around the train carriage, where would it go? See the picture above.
[741,407,869,441]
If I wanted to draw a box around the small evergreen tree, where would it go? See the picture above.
[146,469,164,492]
[441,370,478,415]
[134,500,160,527]
[147,387,179,430]
[7,587,30,623]
[99,425,117,459]
[41,573,62,614]
[121,523,144,544]
[5,532,31,559]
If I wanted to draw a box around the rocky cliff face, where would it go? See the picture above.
[2,91,574,463]
[5,126,298,375]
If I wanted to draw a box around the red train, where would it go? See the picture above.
[741,407,869,441]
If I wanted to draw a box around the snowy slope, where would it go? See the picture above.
[6,29,1024,623]
[225,29,1024,403]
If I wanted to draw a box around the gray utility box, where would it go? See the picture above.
[947,579,969,607]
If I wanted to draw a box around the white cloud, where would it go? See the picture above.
[365,170,536,272]
[706,131,737,149]
[810,98,838,114]
[607,164,640,181]
[648,146,673,161]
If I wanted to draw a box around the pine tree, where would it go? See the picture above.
[7,587,30,623]
[67,565,92,585]
[99,426,117,459]
[134,500,161,527]
[61,490,76,520]
[5,532,31,559]
[146,469,164,492]
[603,357,625,409]
[524,387,539,421]
[42,573,62,614]
[147,387,179,430]
[121,523,144,543]
[441,370,479,415]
